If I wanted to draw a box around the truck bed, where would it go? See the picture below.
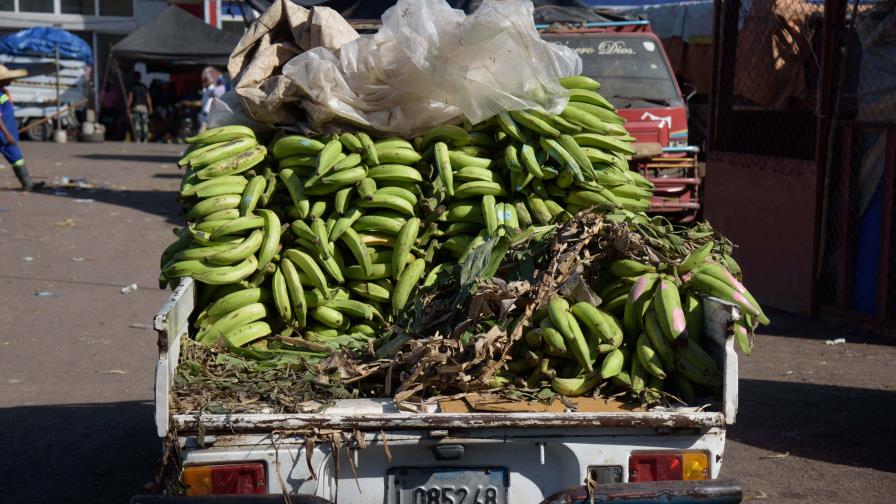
[154,278,739,438]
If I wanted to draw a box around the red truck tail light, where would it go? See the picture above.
[628,451,709,482]
[181,463,266,495]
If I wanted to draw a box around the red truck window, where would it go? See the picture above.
[547,34,683,109]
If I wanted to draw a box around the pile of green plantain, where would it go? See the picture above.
[503,230,768,404]
[159,75,766,404]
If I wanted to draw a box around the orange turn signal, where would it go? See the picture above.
[181,466,213,496]
[681,452,709,480]
[181,463,266,495]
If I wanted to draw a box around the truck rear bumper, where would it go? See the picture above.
[540,478,742,503]
[131,479,741,504]
[132,496,334,504]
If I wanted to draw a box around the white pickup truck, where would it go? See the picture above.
[0,55,89,141]
[136,277,743,503]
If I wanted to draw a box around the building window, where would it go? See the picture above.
[19,0,54,13]
[99,0,133,17]
[61,0,96,15]
[1,0,133,16]
[223,1,250,17]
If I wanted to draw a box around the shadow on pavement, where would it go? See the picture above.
[40,187,184,226]
[0,401,158,503]
[731,378,896,472]
[153,173,183,179]
[760,309,884,345]
[78,153,180,164]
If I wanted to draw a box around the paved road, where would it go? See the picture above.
[720,318,896,503]
[1,142,180,502]
[0,142,894,503]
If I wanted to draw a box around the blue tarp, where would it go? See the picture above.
[584,0,714,40]
[0,27,93,64]
[585,0,694,4]
[583,0,878,40]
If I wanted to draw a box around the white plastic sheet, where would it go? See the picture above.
[208,90,276,135]
[282,0,581,136]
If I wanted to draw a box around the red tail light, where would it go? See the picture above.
[628,451,709,482]
[182,463,266,495]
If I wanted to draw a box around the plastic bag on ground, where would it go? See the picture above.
[282,0,581,136]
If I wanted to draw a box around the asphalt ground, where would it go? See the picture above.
[0,141,893,503]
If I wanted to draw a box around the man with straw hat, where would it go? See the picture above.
[0,64,35,190]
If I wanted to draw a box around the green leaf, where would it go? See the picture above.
[536,388,556,400]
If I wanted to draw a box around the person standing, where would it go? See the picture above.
[198,66,226,133]
[127,71,152,142]
[0,65,34,191]
[99,81,126,141]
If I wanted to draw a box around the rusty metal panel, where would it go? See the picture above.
[542,479,742,503]
[704,151,817,314]
[172,411,725,433]
[635,153,702,221]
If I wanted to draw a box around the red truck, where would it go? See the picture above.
[541,20,703,223]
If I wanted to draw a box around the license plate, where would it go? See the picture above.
[388,467,508,504]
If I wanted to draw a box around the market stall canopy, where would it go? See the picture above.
[111,5,241,67]
[0,27,93,64]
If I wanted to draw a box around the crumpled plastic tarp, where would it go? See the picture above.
[214,0,581,136]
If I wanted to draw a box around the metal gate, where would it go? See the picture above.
[708,0,896,334]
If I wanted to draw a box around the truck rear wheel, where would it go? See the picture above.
[25,119,54,142]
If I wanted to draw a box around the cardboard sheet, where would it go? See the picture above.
[439,393,646,414]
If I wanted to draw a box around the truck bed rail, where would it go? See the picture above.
[172,410,725,433]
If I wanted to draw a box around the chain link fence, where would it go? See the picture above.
[712,0,823,160]
[817,1,896,325]
[709,0,896,327]
[706,0,827,315]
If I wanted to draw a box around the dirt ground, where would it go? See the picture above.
[0,142,894,503]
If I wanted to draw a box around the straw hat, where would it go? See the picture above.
[0,64,28,81]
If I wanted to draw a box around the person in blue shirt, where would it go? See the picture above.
[0,65,33,190]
